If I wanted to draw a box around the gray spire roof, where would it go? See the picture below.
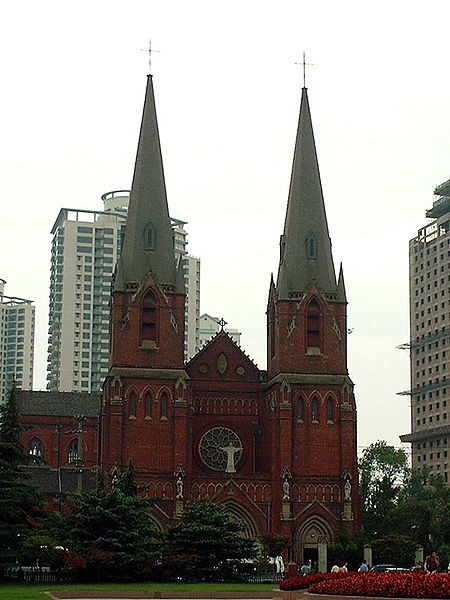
[277,88,337,298]
[114,75,176,292]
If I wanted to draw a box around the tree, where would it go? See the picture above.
[0,381,43,573]
[53,463,156,580]
[359,441,408,537]
[258,533,289,558]
[161,499,257,581]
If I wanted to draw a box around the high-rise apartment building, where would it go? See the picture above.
[400,178,450,483]
[47,192,200,392]
[47,191,129,392]
[0,278,35,403]
[171,218,200,360]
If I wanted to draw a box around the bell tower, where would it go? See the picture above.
[100,75,187,475]
[265,85,360,535]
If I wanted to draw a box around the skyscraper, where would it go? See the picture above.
[0,279,35,403]
[47,192,200,391]
[401,178,450,483]
[47,192,128,392]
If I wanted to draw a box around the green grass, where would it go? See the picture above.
[0,581,277,600]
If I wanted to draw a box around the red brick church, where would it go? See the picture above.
[99,74,361,562]
[21,74,360,566]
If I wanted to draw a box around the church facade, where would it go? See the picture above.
[99,75,360,564]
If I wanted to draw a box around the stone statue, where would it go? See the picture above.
[282,478,290,500]
[344,477,351,501]
[220,442,242,473]
[176,475,184,499]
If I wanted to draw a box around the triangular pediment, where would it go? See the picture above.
[186,332,260,382]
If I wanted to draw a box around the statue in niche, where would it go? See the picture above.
[176,475,184,499]
[344,477,351,501]
[282,478,290,501]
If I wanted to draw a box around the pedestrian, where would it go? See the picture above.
[300,560,311,575]
[424,551,439,574]
[358,560,368,572]
[331,564,340,572]
[339,562,348,573]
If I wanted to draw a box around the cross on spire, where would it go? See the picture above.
[140,39,160,74]
[294,52,314,88]
[218,318,227,332]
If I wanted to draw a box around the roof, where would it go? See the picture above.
[19,390,101,418]
[24,465,97,495]
[114,75,178,292]
[277,87,337,299]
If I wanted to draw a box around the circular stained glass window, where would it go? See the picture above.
[199,427,242,471]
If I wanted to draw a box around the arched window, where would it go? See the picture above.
[306,233,317,259]
[160,392,168,419]
[28,438,42,457]
[306,299,321,348]
[129,391,136,418]
[68,439,78,464]
[312,397,318,422]
[297,397,303,421]
[327,397,333,422]
[145,392,152,418]
[143,222,156,250]
[141,290,157,342]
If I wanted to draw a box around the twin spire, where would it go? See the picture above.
[114,75,177,293]
[115,77,345,303]
[277,87,342,300]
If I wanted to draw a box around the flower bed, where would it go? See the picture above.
[280,572,350,590]
[308,571,450,598]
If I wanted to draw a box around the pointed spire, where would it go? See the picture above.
[114,75,176,292]
[337,263,347,303]
[277,87,336,298]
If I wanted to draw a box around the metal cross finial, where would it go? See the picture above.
[218,318,227,332]
[294,52,314,88]
[140,39,159,74]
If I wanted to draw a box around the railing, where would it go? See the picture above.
[243,571,285,584]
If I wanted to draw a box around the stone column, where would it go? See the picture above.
[318,541,327,573]
[363,545,372,568]
[415,546,424,568]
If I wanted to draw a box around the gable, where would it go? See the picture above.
[187,332,260,382]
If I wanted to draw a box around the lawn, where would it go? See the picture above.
[0,581,277,600]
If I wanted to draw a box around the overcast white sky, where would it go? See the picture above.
[1,1,449,452]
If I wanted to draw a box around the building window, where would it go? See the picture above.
[297,397,303,421]
[141,290,157,342]
[327,397,333,422]
[160,392,168,419]
[129,391,136,418]
[306,299,321,348]
[143,223,156,250]
[312,397,318,422]
[306,233,317,259]
[28,438,42,457]
[68,439,78,464]
[145,392,152,418]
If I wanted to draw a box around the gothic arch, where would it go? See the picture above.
[294,513,334,548]
[219,499,262,539]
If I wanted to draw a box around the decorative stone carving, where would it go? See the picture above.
[217,353,228,375]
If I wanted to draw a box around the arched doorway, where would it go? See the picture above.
[219,499,262,539]
[294,516,333,572]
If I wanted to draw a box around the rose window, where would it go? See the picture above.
[198,427,242,471]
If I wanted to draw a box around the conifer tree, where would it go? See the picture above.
[0,381,43,572]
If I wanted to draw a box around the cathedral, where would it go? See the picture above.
[98,73,361,565]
